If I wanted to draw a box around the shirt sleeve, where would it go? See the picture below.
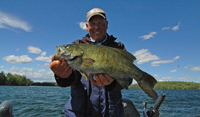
[55,70,81,87]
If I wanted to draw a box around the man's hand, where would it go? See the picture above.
[89,73,114,87]
[50,55,73,78]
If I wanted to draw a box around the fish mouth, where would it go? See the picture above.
[54,53,80,61]
[68,55,82,61]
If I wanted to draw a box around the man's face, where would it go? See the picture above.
[86,15,108,42]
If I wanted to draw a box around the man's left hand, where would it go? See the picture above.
[89,73,114,87]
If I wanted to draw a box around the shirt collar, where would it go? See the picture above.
[90,34,107,45]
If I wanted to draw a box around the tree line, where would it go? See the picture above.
[129,81,200,90]
[31,82,56,86]
[0,71,56,86]
[0,71,31,86]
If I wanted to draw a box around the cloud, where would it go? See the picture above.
[139,32,157,40]
[162,27,170,30]
[0,66,5,68]
[35,51,52,62]
[28,46,41,54]
[9,66,54,82]
[3,55,33,64]
[35,56,52,62]
[133,49,160,64]
[179,77,194,80]
[172,22,181,31]
[190,66,200,71]
[28,46,52,62]
[38,63,50,67]
[184,65,200,71]
[0,11,32,32]
[35,53,52,62]
[154,74,172,81]
[154,74,159,77]
[40,52,46,56]
[170,69,177,73]
[78,22,87,30]
[10,65,20,72]
[151,56,180,66]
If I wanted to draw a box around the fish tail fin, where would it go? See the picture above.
[138,71,158,99]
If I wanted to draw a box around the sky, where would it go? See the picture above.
[0,0,199,83]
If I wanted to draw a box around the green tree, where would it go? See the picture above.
[6,73,17,85]
[129,81,200,90]
[0,71,7,85]
[0,71,33,86]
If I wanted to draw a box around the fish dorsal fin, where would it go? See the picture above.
[111,47,136,62]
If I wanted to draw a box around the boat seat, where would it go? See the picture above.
[0,101,14,117]
[122,98,140,117]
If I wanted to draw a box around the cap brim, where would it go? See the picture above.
[87,13,106,22]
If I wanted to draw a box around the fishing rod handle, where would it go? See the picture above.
[153,93,166,111]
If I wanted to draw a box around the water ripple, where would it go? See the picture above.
[0,86,200,117]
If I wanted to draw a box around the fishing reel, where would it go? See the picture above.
[143,94,166,117]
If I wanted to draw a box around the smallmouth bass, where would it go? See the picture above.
[55,44,158,99]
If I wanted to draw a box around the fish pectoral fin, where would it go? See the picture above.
[82,58,95,67]
[115,77,129,89]
[80,71,88,81]
[138,71,158,100]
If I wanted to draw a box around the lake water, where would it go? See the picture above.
[0,86,200,117]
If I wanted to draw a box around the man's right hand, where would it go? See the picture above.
[50,55,73,78]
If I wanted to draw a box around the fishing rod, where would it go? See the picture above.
[143,93,166,117]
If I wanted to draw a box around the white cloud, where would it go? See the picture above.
[158,77,173,81]
[0,66,5,68]
[9,66,54,82]
[151,56,180,67]
[0,11,32,32]
[31,69,53,79]
[78,22,87,30]
[10,65,20,72]
[170,69,177,73]
[35,55,52,62]
[162,27,170,30]
[40,52,46,56]
[16,48,19,51]
[154,74,159,77]
[133,49,160,64]
[179,77,194,80]
[154,75,172,81]
[172,22,181,31]
[28,46,41,54]
[3,55,33,64]
[139,32,157,40]
[184,65,200,71]
[38,63,50,67]
[190,66,200,71]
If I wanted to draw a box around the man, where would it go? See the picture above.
[50,8,133,117]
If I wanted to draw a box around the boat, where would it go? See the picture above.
[0,100,14,117]
[0,94,165,117]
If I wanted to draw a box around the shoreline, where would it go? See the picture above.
[129,81,200,90]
